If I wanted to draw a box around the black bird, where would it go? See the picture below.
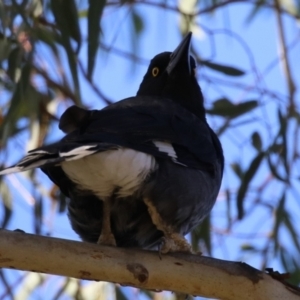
[0,33,223,253]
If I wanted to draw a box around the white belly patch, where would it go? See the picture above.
[61,148,157,199]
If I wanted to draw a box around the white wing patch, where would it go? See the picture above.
[153,141,177,159]
[60,145,98,160]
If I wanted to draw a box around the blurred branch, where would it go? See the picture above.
[107,0,297,18]
[78,60,113,105]
[274,0,296,111]
[0,270,14,300]
[0,230,299,300]
[32,65,77,103]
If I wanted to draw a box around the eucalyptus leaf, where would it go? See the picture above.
[7,46,23,81]
[201,60,245,76]
[87,0,106,79]
[237,151,265,219]
[207,98,258,119]
[251,131,262,151]
[51,0,81,102]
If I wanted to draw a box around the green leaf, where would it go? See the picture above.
[273,191,285,254]
[283,210,300,253]
[201,60,245,76]
[0,63,31,145]
[87,0,106,79]
[115,286,128,300]
[237,151,265,219]
[127,9,144,66]
[207,98,258,119]
[29,0,43,17]
[225,188,232,229]
[241,244,259,252]
[7,46,23,81]
[51,0,81,103]
[132,9,144,35]
[51,0,81,52]
[34,196,43,235]
[0,37,12,61]
[277,109,290,178]
[279,245,300,286]
[139,289,153,299]
[231,163,243,179]
[251,131,262,151]
[246,0,266,23]
[34,25,59,55]
[191,214,211,255]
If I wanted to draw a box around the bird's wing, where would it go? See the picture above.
[0,96,222,175]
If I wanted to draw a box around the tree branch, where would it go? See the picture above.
[0,230,299,299]
[274,0,296,110]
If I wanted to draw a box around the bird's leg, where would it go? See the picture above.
[144,197,192,254]
[97,199,116,246]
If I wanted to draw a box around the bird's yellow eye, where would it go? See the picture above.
[152,67,159,77]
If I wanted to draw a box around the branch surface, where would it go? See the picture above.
[0,230,299,300]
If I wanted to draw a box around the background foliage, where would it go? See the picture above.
[0,0,299,299]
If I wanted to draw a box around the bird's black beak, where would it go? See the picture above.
[167,32,192,75]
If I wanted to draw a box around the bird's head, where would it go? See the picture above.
[137,32,206,120]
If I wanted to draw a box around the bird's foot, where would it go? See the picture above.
[160,233,192,254]
[97,232,116,246]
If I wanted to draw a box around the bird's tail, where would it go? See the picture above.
[0,144,100,175]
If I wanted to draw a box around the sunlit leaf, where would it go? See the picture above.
[29,0,43,17]
[201,60,245,76]
[51,278,72,299]
[15,273,46,299]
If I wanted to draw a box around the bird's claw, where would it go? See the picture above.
[160,233,192,254]
[97,232,116,246]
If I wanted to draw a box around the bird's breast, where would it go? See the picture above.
[61,148,157,199]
